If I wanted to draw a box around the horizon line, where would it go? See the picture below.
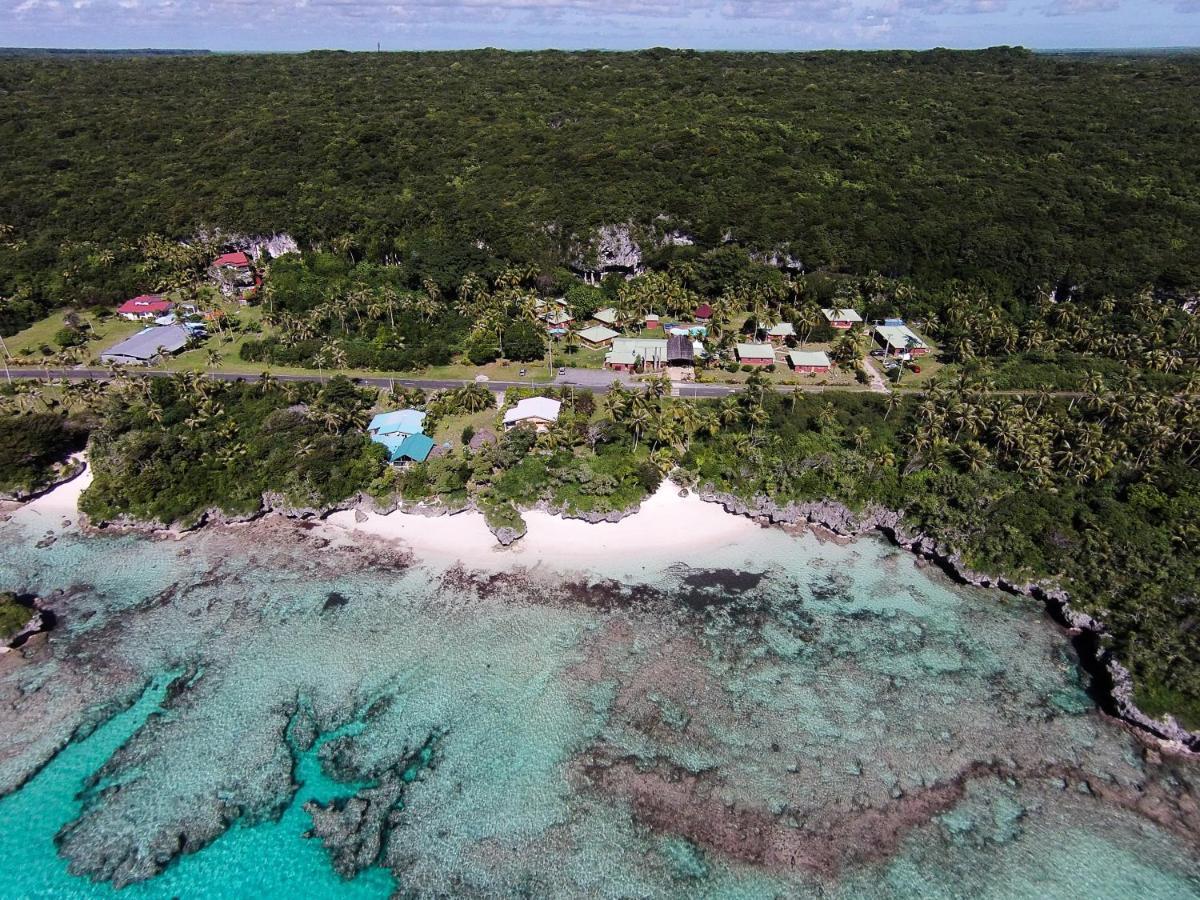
[3,44,1200,55]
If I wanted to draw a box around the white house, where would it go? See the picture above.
[503,397,562,432]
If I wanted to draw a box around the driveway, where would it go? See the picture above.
[861,357,890,394]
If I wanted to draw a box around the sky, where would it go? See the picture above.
[3,0,1198,52]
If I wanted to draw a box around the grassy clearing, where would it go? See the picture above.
[4,310,143,364]
[428,408,501,449]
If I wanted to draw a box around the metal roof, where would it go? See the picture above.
[874,324,927,351]
[100,325,190,362]
[822,308,863,323]
[368,409,426,437]
[504,396,562,425]
[577,325,620,343]
[736,342,775,360]
[666,334,695,363]
[788,350,831,367]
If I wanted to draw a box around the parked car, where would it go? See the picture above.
[519,368,527,377]
[474,374,490,383]
[558,367,566,375]
[869,349,885,358]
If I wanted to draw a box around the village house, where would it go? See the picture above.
[541,308,575,331]
[117,295,174,321]
[368,408,426,439]
[367,408,433,463]
[591,307,620,328]
[376,433,436,463]
[644,313,661,330]
[874,324,929,358]
[735,343,776,367]
[604,337,668,372]
[503,396,562,432]
[576,325,621,349]
[787,349,832,374]
[822,308,863,330]
[100,325,191,365]
[693,303,713,323]
[766,323,795,345]
[208,251,259,302]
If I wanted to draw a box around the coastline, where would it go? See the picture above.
[14,461,1198,756]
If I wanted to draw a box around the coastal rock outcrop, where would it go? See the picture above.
[305,771,407,878]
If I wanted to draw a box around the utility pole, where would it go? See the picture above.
[0,331,10,383]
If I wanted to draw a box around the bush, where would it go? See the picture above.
[741,364,755,373]
[465,333,500,365]
[504,321,546,362]
[461,424,476,445]
[54,327,87,348]
[0,593,33,642]
[764,363,776,373]
[724,362,740,373]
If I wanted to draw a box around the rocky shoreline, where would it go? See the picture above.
[0,595,55,654]
[695,488,1200,755]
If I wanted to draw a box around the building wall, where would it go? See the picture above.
[739,356,773,366]
[793,364,830,374]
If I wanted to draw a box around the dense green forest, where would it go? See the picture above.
[78,374,384,526]
[2,47,1200,334]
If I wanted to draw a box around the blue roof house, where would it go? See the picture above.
[368,409,426,439]
[368,408,432,463]
[375,432,435,463]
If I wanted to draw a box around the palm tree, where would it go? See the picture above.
[604,383,632,421]
[627,405,652,452]
[796,305,821,348]
[205,348,222,371]
[884,392,903,420]
[457,383,494,413]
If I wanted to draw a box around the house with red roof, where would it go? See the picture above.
[117,295,174,321]
[208,250,259,302]
[693,303,713,322]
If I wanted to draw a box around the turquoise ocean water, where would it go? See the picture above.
[0,511,1197,898]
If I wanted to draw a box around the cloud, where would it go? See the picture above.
[1042,0,1118,13]
[2,0,1195,47]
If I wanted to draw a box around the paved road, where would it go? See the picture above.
[2,366,1102,401]
[2,366,748,398]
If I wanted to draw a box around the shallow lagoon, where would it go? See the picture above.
[1,506,1198,898]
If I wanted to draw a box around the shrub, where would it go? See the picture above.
[54,327,87,348]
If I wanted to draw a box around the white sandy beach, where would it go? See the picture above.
[8,460,770,574]
[324,480,763,573]
[5,457,93,534]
